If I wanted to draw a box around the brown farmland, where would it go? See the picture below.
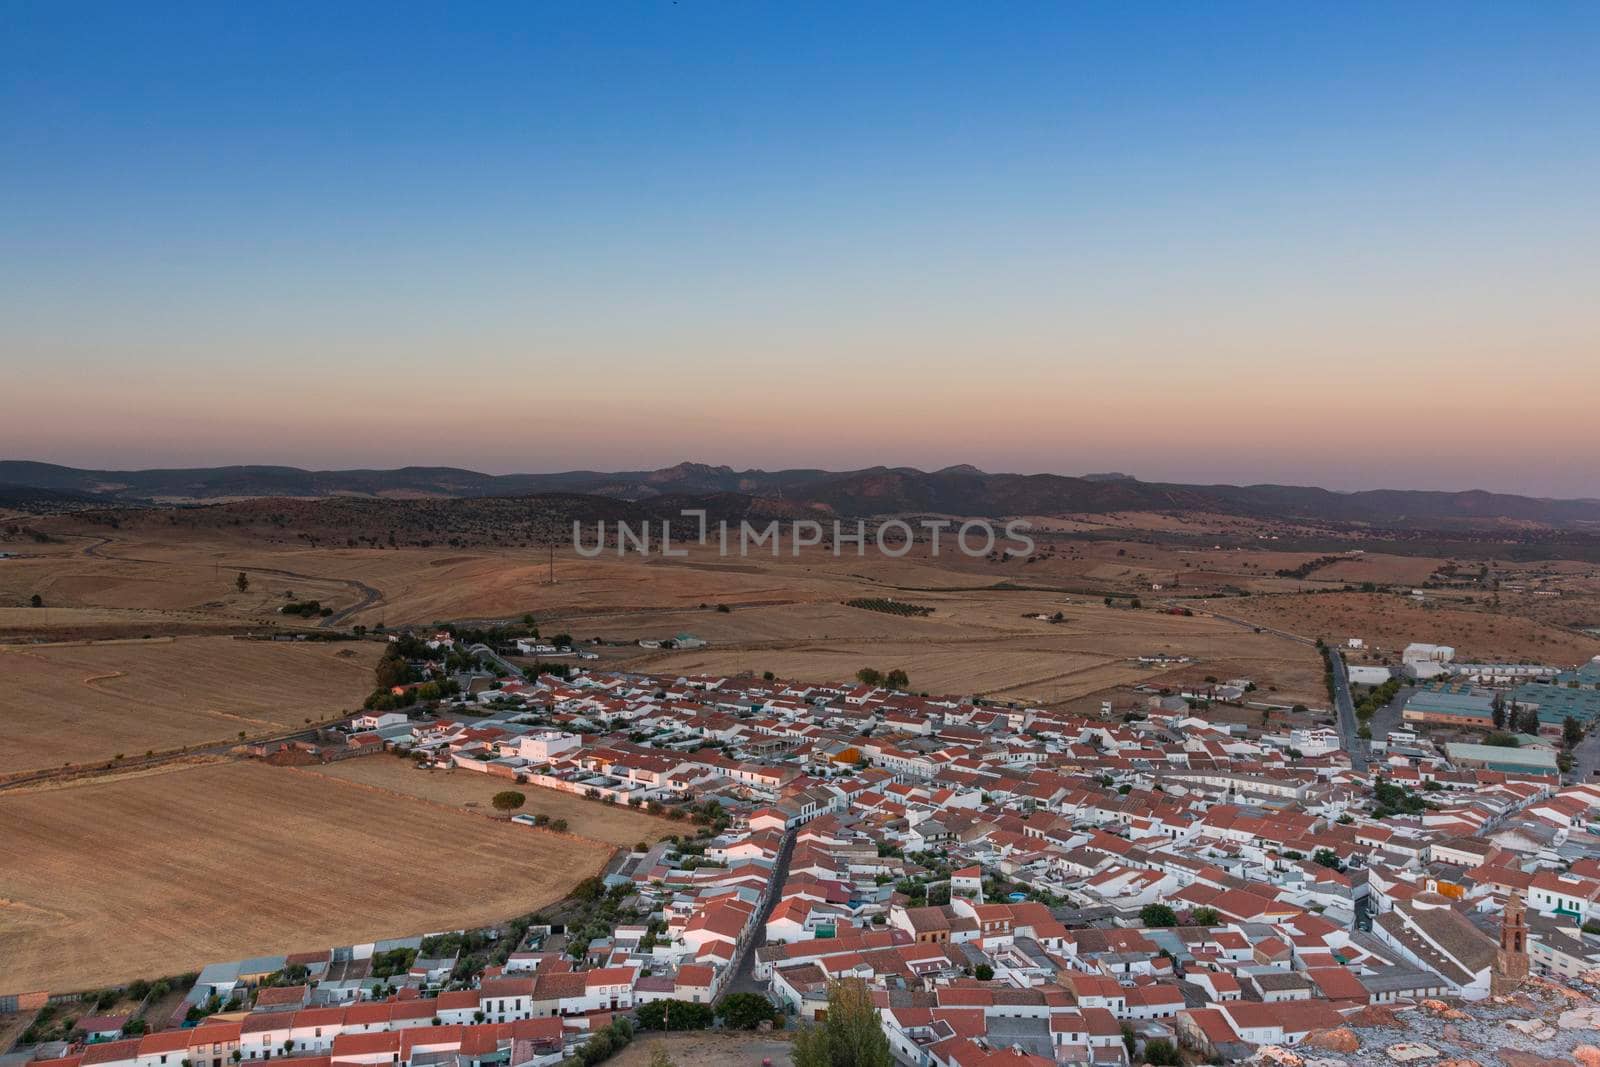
[0,636,380,777]
[303,757,683,849]
[0,760,606,993]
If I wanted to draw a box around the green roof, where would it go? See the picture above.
[1443,742,1558,770]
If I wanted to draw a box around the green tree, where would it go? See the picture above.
[1313,847,1344,872]
[719,992,778,1030]
[855,667,883,686]
[235,571,250,593]
[973,964,994,981]
[1564,715,1584,750]
[491,790,526,814]
[30,593,43,608]
[1139,903,1177,928]
[1190,906,1220,926]
[793,980,892,1067]
[374,651,412,690]
[884,668,909,690]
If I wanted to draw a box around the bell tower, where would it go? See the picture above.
[1491,890,1530,996]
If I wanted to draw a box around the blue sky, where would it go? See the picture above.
[2,3,1598,494]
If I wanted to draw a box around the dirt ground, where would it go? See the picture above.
[0,636,380,777]
[303,757,682,849]
[610,1032,794,1067]
[1209,591,1600,665]
[1,531,1332,705]
[0,759,604,994]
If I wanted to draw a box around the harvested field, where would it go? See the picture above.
[0,636,380,777]
[1209,591,1600,664]
[303,757,682,849]
[0,760,603,994]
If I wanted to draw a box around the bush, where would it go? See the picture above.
[636,1000,713,1031]
[1142,1038,1181,1066]
[719,992,778,1030]
[1139,903,1177,928]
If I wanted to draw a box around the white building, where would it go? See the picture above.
[1403,643,1456,680]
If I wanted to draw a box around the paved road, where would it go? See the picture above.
[1324,647,1368,771]
[1368,684,1413,742]
[1570,724,1600,784]
[721,828,796,1000]
[470,643,528,680]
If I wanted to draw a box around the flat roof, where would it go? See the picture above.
[1443,742,1558,769]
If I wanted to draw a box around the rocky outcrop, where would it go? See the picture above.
[1300,1028,1360,1054]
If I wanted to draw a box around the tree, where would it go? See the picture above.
[30,593,43,608]
[884,668,909,690]
[1514,706,1542,736]
[491,790,526,815]
[1190,906,1220,926]
[973,963,994,981]
[374,651,412,690]
[235,571,250,593]
[1564,715,1584,750]
[793,980,892,1067]
[855,667,883,686]
[1313,847,1344,872]
[719,992,778,1030]
[1492,692,1507,730]
[1139,903,1177,928]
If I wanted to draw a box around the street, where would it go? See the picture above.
[1324,646,1368,772]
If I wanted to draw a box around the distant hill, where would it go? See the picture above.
[5,459,1600,528]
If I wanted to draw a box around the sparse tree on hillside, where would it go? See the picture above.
[236,571,249,593]
[30,594,43,608]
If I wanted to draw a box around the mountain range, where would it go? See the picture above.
[4,459,1599,528]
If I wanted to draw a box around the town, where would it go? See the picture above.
[9,626,1600,1067]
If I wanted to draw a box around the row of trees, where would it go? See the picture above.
[855,667,909,689]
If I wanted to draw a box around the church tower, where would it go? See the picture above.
[1491,890,1530,996]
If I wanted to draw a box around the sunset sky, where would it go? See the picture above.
[2,3,1597,496]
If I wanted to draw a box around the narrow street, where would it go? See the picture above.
[721,828,796,999]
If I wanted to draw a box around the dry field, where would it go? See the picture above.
[618,593,1326,707]
[0,636,379,777]
[1208,591,1600,664]
[7,528,1333,707]
[610,1033,793,1067]
[0,759,604,994]
[303,757,682,849]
